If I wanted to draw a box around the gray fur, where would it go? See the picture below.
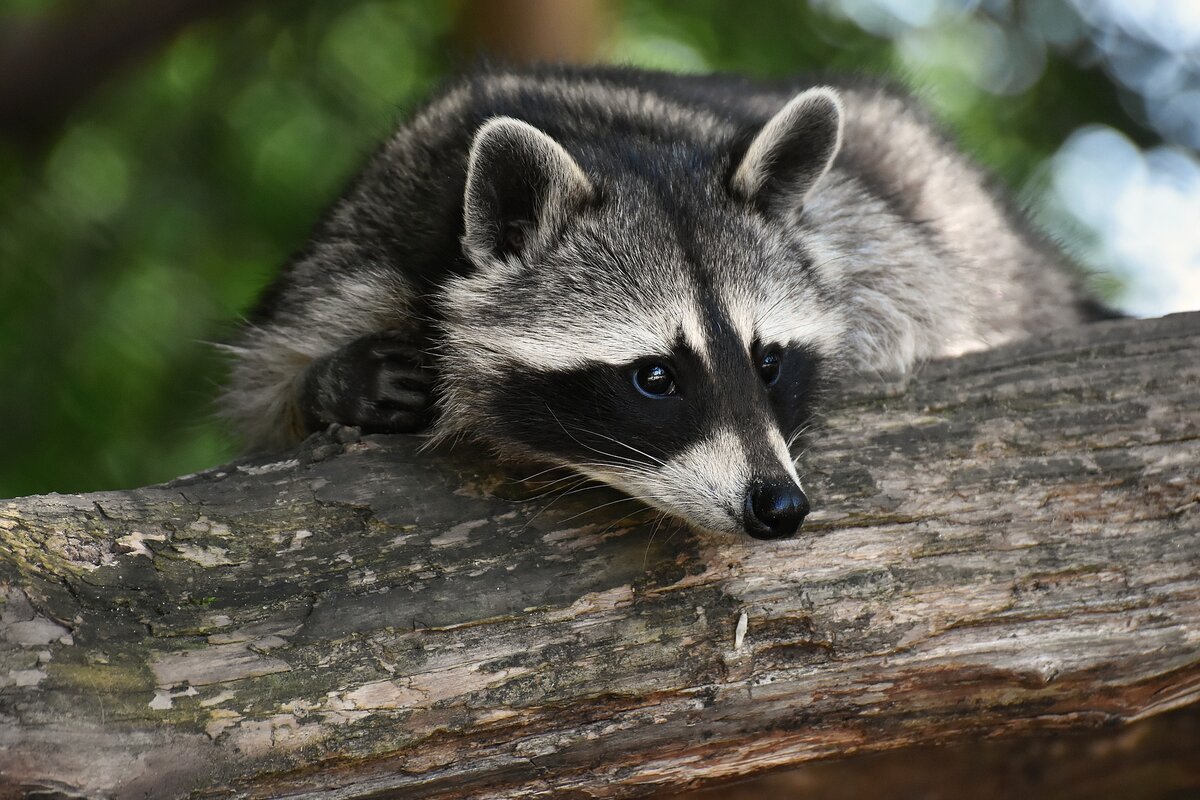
[221,65,1099,537]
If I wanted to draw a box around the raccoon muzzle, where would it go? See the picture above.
[744,479,810,539]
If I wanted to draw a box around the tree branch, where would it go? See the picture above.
[1,312,1197,799]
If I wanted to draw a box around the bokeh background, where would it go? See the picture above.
[2,0,1198,499]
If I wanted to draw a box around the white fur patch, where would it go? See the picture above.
[628,428,751,536]
[678,303,712,365]
[768,427,803,486]
[440,276,713,371]
[720,264,849,363]
[754,300,848,359]
[580,426,801,538]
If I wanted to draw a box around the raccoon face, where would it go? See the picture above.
[439,89,846,539]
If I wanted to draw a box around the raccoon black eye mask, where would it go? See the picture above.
[634,347,781,398]
[224,65,1109,540]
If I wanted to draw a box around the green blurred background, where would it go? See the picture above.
[1,0,1196,498]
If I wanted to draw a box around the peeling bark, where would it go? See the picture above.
[1,312,1198,799]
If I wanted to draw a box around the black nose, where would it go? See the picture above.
[744,480,810,540]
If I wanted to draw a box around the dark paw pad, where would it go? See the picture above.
[301,331,434,435]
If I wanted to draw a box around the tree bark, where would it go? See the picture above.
[1,312,1197,799]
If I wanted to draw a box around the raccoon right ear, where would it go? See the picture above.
[731,87,843,218]
[462,117,593,264]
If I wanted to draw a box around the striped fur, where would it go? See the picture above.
[222,65,1100,536]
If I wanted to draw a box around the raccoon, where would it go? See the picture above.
[222,65,1108,540]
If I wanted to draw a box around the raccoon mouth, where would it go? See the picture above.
[579,469,806,540]
[671,478,810,541]
[561,454,808,541]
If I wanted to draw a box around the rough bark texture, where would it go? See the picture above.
[1,312,1198,799]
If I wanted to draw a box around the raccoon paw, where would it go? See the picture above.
[300,331,434,435]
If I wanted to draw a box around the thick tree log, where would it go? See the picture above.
[1,312,1198,799]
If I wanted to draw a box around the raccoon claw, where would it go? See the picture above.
[300,331,434,435]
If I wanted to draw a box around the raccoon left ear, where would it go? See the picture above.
[731,87,843,217]
[463,117,593,264]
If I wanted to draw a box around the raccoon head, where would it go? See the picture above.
[438,88,847,539]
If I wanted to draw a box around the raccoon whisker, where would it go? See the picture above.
[553,469,657,496]
[596,507,658,541]
[520,476,600,530]
[544,405,655,469]
[555,494,657,524]
[535,459,655,480]
[518,463,659,528]
[642,511,671,571]
[786,422,816,451]
[541,406,655,468]
[542,477,614,502]
[790,418,834,451]
[573,441,654,471]
[512,473,579,491]
[508,463,581,485]
[572,466,657,484]
[554,492,676,527]
[580,429,668,468]
[661,517,686,548]
[599,504,670,541]
[557,420,668,468]
[517,474,596,501]
[791,442,815,464]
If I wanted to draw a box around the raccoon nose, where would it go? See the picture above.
[744,480,810,540]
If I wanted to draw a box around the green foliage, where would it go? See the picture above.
[0,0,1141,497]
[0,0,455,496]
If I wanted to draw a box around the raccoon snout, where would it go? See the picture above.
[744,480,810,540]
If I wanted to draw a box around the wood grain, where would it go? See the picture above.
[1,312,1197,799]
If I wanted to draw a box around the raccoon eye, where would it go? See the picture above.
[633,363,678,398]
[499,221,528,255]
[758,351,782,386]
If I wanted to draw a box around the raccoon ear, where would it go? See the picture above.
[731,87,843,217]
[463,117,593,263]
